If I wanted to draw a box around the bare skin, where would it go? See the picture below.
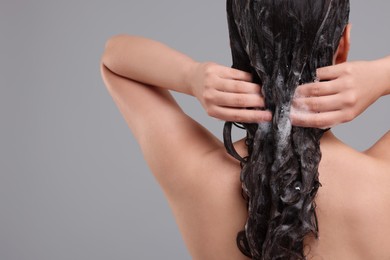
[304,131,390,259]
[100,27,390,259]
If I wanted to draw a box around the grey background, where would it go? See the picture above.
[1,1,389,259]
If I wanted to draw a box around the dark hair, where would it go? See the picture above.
[223,0,350,259]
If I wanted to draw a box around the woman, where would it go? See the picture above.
[101,0,390,259]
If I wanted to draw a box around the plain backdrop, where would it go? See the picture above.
[1,1,389,259]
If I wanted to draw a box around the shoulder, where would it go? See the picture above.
[364,130,390,163]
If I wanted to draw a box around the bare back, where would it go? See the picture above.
[102,64,390,259]
[230,130,390,259]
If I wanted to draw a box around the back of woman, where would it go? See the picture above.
[101,0,390,259]
[229,131,390,259]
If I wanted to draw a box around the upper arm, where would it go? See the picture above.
[100,63,223,182]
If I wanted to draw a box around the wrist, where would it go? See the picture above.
[370,57,390,97]
[183,60,199,97]
[378,56,390,96]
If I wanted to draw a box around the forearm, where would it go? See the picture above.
[101,34,196,96]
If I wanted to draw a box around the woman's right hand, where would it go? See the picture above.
[188,62,272,123]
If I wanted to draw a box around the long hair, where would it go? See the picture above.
[223,0,350,259]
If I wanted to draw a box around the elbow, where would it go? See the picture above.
[100,35,127,90]
[100,34,135,91]
[100,34,142,90]
[100,35,122,67]
[104,34,128,48]
[101,34,128,68]
[103,34,129,53]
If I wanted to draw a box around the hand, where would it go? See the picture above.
[189,62,272,123]
[290,59,390,129]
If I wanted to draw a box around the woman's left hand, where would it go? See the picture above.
[290,58,390,129]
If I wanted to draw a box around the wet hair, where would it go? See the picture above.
[223,0,350,259]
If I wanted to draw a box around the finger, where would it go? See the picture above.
[295,81,338,97]
[292,94,344,113]
[210,106,272,123]
[218,66,253,82]
[290,110,345,129]
[316,64,344,80]
[213,91,265,108]
[216,78,261,94]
